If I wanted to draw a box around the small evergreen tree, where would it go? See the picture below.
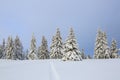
[81,49,86,59]
[5,36,14,59]
[27,34,38,60]
[86,55,92,59]
[25,49,29,60]
[62,28,82,61]
[0,46,3,59]
[13,36,24,60]
[110,39,119,58]
[38,36,49,59]
[119,49,120,58]
[50,28,64,59]
[0,39,5,59]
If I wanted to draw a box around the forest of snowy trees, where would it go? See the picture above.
[0,28,120,61]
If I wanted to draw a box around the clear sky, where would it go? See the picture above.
[0,0,120,56]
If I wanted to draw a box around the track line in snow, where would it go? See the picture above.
[50,61,61,80]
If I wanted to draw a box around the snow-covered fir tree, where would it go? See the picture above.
[62,28,82,61]
[50,28,64,59]
[102,32,110,59]
[13,36,24,60]
[27,34,38,60]
[0,39,5,59]
[94,29,110,59]
[5,36,14,59]
[110,39,119,58]
[38,36,49,59]
[94,29,103,59]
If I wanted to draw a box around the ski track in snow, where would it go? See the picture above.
[50,61,61,80]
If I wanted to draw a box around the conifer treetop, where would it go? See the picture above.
[56,28,61,39]
[30,33,36,50]
[68,28,75,39]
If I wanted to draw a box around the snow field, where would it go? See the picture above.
[0,59,120,80]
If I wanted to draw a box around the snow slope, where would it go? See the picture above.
[0,59,120,80]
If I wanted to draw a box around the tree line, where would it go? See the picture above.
[0,28,120,61]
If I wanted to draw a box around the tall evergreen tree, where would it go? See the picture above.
[0,39,5,59]
[13,36,24,60]
[102,32,110,59]
[27,34,38,60]
[110,39,119,58]
[5,36,14,59]
[62,28,82,61]
[50,28,64,59]
[94,29,110,59]
[94,29,103,59]
[38,36,49,59]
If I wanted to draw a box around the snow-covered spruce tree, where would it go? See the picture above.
[38,36,49,59]
[102,32,110,59]
[0,39,5,59]
[13,36,24,60]
[62,28,82,61]
[110,39,119,58]
[94,29,103,59]
[50,36,55,58]
[27,34,38,60]
[94,30,110,59]
[50,28,64,59]
[5,36,14,59]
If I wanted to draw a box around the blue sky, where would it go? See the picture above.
[0,0,120,56]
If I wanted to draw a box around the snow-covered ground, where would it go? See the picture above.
[0,59,120,80]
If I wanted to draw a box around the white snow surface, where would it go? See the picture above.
[0,59,120,80]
